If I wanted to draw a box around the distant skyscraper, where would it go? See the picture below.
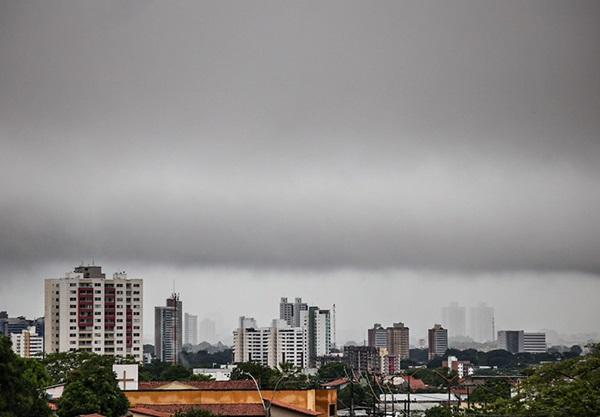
[367,323,388,348]
[469,302,495,342]
[184,313,198,345]
[387,322,410,359]
[428,324,448,360]
[44,265,144,361]
[523,332,547,353]
[199,318,217,343]
[441,302,466,338]
[154,294,183,363]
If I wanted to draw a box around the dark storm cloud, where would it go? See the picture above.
[1,0,600,272]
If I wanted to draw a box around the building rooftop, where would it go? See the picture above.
[137,380,256,391]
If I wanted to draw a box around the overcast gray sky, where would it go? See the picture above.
[1,0,599,344]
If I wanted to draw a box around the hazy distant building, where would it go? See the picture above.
[368,323,388,348]
[199,318,217,343]
[44,265,144,361]
[11,326,44,358]
[428,324,448,360]
[469,303,495,342]
[441,302,466,338]
[279,297,308,327]
[184,313,198,345]
[154,294,183,363]
[233,316,307,369]
[387,322,410,359]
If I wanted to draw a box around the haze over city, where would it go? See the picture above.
[1,0,600,345]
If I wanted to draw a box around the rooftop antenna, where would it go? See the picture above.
[91,257,95,266]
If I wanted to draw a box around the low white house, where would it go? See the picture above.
[193,364,236,381]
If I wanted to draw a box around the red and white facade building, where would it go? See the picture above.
[44,265,144,361]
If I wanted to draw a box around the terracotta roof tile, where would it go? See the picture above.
[137,380,256,390]
[133,404,265,417]
[269,400,322,416]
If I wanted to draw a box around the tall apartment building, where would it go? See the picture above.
[155,294,183,363]
[367,323,388,348]
[387,322,410,359]
[44,265,144,361]
[469,303,495,342]
[441,302,466,338]
[428,324,448,360]
[11,326,44,358]
[300,307,331,366]
[233,317,308,369]
[184,313,198,346]
[279,297,308,327]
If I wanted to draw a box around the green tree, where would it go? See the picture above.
[139,360,193,381]
[0,335,52,417]
[424,406,453,417]
[57,354,129,417]
[43,350,97,384]
[317,362,349,381]
[190,373,216,381]
[480,344,600,417]
[230,362,278,388]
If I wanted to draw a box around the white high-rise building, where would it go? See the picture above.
[300,307,331,366]
[11,326,44,358]
[44,265,144,362]
[184,313,198,346]
[469,302,495,342]
[233,317,308,369]
[155,294,183,364]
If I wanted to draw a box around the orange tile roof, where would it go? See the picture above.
[137,380,256,390]
[132,404,265,416]
[320,377,349,388]
[269,400,322,416]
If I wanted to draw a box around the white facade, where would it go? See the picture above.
[44,266,144,362]
[193,365,236,381]
[233,316,308,369]
[11,326,44,358]
[299,307,331,365]
[523,332,547,353]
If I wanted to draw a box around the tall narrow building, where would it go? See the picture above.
[387,322,410,359]
[184,313,198,346]
[154,294,183,363]
[441,302,466,338]
[44,265,144,361]
[428,324,448,360]
[300,307,331,367]
[469,303,495,342]
[279,297,307,327]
